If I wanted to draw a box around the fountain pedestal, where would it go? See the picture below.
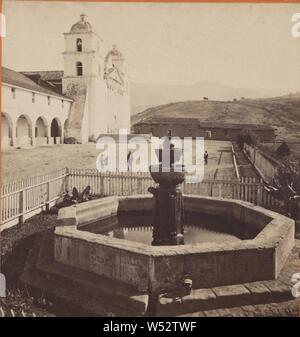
[149,167,185,246]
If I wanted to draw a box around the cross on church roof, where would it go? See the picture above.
[80,13,87,22]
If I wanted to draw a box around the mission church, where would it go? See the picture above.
[2,14,131,148]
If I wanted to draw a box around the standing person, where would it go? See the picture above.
[127,151,133,171]
[204,151,208,165]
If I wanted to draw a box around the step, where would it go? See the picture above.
[177,299,299,317]
[156,281,293,317]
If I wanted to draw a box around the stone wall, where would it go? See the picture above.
[244,143,280,183]
[54,195,294,293]
[133,123,276,142]
[62,78,89,143]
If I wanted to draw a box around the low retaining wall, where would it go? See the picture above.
[55,195,294,292]
[244,144,280,183]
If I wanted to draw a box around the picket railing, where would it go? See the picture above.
[1,167,280,230]
[66,168,279,207]
[1,169,67,228]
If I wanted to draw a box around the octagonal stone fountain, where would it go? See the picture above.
[22,136,295,316]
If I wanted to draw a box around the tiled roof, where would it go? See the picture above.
[2,67,70,100]
[21,70,64,81]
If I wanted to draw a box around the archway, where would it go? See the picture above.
[1,113,12,148]
[76,38,82,52]
[76,62,83,76]
[51,118,61,144]
[16,114,32,146]
[35,117,48,145]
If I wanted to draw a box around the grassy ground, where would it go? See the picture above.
[258,142,300,164]
[0,212,59,317]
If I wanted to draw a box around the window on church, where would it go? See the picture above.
[76,38,82,52]
[11,87,16,99]
[32,93,35,103]
[47,96,51,105]
[76,62,83,76]
[61,100,64,108]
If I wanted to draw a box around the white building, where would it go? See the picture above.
[2,67,72,148]
[2,14,131,148]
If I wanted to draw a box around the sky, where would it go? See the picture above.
[2,1,300,94]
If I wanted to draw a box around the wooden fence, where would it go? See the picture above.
[1,169,67,229]
[67,168,279,208]
[1,167,280,230]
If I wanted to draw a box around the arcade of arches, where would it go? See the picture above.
[2,113,63,148]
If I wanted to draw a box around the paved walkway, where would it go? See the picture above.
[203,140,236,179]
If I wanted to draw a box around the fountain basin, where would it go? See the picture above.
[54,195,294,293]
[149,165,185,186]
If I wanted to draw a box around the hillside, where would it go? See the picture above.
[130,81,286,115]
[131,95,300,141]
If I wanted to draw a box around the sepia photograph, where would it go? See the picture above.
[0,0,300,320]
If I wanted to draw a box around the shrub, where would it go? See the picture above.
[64,137,77,144]
[236,129,258,148]
[276,141,290,157]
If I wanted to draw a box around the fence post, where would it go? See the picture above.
[257,179,263,206]
[137,177,142,195]
[46,181,50,211]
[100,175,104,197]
[121,173,124,196]
[65,167,70,193]
[19,190,26,224]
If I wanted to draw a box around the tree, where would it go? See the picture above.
[270,160,300,213]
[276,141,290,157]
[236,129,258,148]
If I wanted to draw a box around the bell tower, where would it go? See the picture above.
[62,14,103,86]
[62,14,105,143]
[62,14,130,143]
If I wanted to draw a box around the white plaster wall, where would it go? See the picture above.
[62,29,131,142]
[1,84,71,148]
[88,77,108,139]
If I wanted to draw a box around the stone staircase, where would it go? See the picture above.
[156,240,300,317]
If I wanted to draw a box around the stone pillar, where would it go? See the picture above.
[46,125,51,145]
[11,122,17,147]
[149,185,184,246]
[61,125,64,144]
[290,195,300,234]
[30,124,36,146]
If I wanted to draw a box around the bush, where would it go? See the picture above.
[236,129,258,148]
[244,130,258,146]
[276,141,290,157]
[64,137,77,144]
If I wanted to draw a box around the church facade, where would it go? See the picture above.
[2,14,131,148]
[61,14,130,143]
